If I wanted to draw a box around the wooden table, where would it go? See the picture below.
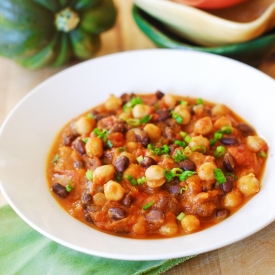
[1,0,275,273]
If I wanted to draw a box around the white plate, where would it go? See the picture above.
[0,49,275,260]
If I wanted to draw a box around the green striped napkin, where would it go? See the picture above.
[0,205,195,275]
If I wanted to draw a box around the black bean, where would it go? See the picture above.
[108,207,127,220]
[216,208,230,220]
[237,123,255,137]
[134,129,150,147]
[109,122,126,133]
[74,160,85,168]
[121,193,134,207]
[222,176,234,193]
[154,196,169,210]
[90,110,105,122]
[52,183,69,199]
[114,156,129,172]
[86,205,101,212]
[155,109,171,121]
[167,185,182,195]
[223,153,235,172]
[178,160,196,171]
[120,93,136,104]
[64,134,77,146]
[145,210,165,224]
[164,127,176,143]
[84,213,94,224]
[155,90,165,99]
[140,156,157,168]
[81,192,93,208]
[75,139,86,155]
[220,137,239,146]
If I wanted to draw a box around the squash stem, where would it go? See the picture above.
[55,7,80,32]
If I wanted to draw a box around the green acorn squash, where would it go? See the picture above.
[0,0,117,69]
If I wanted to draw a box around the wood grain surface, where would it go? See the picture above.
[1,0,275,274]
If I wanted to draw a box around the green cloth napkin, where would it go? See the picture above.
[0,205,196,275]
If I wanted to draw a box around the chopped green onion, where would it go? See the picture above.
[184,135,192,143]
[137,177,146,185]
[143,201,154,210]
[118,147,125,152]
[171,167,184,177]
[164,169,174,182]
[196,98,204,105]
[180,100,188,105]
[210,138,217,146]
[213,168,226,184]
[148,144,170,155]
[180,186,188,194]
[140,115,152,124]
[180,131,187,138]
[125,174,137,185]
[177,212,185,221]
[191,145,206,154]
[259,151,267,158]
[173,150,188,163]
[86,169,93,181]
[221,126,233,134]
[52,154,59,164]
[66,184,73,192]
[179,170,196,181]
[93,128,108,142]
[82,137,89,143]
[87,113,94,119]
[126,118,141,127]
[136,155,144,163]
[107,140,113,148]
[123,96,143,112]
[172,112,183,124]
[183,146,192,157]
[214,131,223,140]
[214,146,226,158]
[174,140,186,148]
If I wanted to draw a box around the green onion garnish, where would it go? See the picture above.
[259,151,267,158]
[66,184,72,192]
[143,201,154,210]
[125,174,137,185]
[180,186,188,194]
[164,168,175,182]
[126,118,140,127]
[82,137,89,143]
[196,98,204,105]
[93,128,108,142]
[213,168,226,184]
[86,169,93,181]
[123,97,143,112]
[214,131,223,140]
[87,113,94,119]
[173,150,188,163]
[221,126,233,134]
[179,171,196,181]
[107,140,113,148]
[52,154,59,164]
[177,212,185,221]
[115,172,123,182]
[210,138,217,146]
[147,144,170,155]
[136,155,144,163]
[140,115,152,124]
[137,177,146,185]
[180,100,188,106]
[172,112,183,124]
[180,131,187,138]
[214,146,226,158]
[174,140,186,148]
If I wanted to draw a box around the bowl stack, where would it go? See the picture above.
[132,0,275,67]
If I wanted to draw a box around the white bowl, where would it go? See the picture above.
[132,0,275,46]
[0,49,275,260]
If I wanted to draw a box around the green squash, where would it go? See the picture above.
[0,0,117,69]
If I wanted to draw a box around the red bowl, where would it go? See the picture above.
[172,0,249,9]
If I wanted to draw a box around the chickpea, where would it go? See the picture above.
[132,104,151,119]
[74,116,95,135]
[119,112,131,121]
[211,104,229,117]
[159,222,179,237]
[193,116,213,135]
[93,165,115,185]
[85,137,103,158]
[143,123,161,142]
[126,141,139,152]
[104,180,125,201]
[246,136,267,152]
[189,135,210,152]
[93,192,106,206]
[104,95,122,111]
[173,105,191,125]
[132,217,147,235]
[180,214,200,233]
[163,93,177,108]
[223,188,243,208]
[145,165,166,188]
[197,162,217,181]
[213,116,232,130]
[236,173,260,196]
